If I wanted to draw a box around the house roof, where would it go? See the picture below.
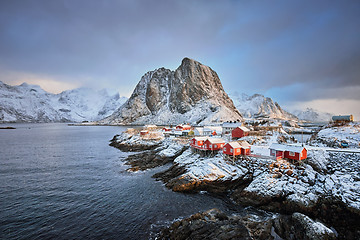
[238,141,251,149]
[177,124,191,128]
[193,137,208,141]
[206,138,225,144]
[203,126,223,132]
[236,126,250,132]
[225,141,242,149]
[222,122,242,128]
[269,143,306,153]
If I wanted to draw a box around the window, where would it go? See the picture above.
[224,147,226,151]
[230,149,233,153]
[236,149,240,153]
[214,144,217,148]
[209,144,212,148]
[289,151,295,156]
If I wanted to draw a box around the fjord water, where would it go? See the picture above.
[0,124,231,239]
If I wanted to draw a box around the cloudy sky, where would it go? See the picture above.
[1,0,359,119]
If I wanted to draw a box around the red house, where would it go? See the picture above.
[176,124,192,131]
[203,138,225,151]
[162,127,172,132]
[232,126,250,139]
[190,137,208,149]
[140,130,149,136]
[269,143,307,161]
[223,142,242,156]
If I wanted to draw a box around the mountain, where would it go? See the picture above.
[291,108,333,122]
[0,81,127,123]
[102,58,242,125]
[229,92,297,120]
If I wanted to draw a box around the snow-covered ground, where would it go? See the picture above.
[313,123,360,148]
[174,149,249,181]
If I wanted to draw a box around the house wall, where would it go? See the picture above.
[231,128,249,138]
[204,141,224,150]
[223,144,241,155]
[302,149,307,159]
[241,148,251,155]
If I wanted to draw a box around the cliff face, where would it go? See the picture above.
[103,58,242,125]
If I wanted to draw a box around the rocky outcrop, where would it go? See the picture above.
[274,212,337,240]
[158,208,339,240]
[157,209,252,240]
[102,58,242,125]
[110,133,188,171]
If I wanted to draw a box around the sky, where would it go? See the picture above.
[0,0,359,119]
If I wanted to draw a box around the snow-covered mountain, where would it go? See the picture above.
[0,81,127,123]
[229,92,297,120]
[291,108,333,122]
[101,58,242,125]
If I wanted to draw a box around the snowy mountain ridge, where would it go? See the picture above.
[229,92,297,120]
[101,58,243,125]
[0,81,127,123]
[291,108,333,122]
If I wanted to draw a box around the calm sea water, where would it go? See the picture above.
[0,124,235,240]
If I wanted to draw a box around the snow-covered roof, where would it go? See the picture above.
[238,141,251,149]
[236,126,250,132]
[193,137,208,141]
[269,143,306,153]
[206,138,225,144]
[203,126,223,132]
[177,124,191,128]
[222,122,242,128]
[225,142,242,149]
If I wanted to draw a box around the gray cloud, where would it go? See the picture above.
[0,0,359,107]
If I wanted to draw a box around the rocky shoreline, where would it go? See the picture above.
[110,133,360,239]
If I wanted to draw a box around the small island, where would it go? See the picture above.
[110,121,360,239]
[0,126,16,129]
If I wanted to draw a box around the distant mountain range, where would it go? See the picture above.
[230,92,297,120]
[0,58,332,124]
[291,108,333,122]
[0,81,127,123]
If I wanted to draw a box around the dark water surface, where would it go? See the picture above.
[0,124,233,240]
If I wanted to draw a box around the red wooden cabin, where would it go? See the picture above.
[140,130,149,136]
[203,138,225,151]
[176,124,192,131]
[223,142,242,156]
[162,127,172,132]
[232,126,250,139]
[269,143,307,160]
[190,137,207,149]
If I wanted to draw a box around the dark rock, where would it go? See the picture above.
[157,209,251,240]
[273,212,337,240]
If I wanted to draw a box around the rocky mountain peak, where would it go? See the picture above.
[102,58,242,125]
